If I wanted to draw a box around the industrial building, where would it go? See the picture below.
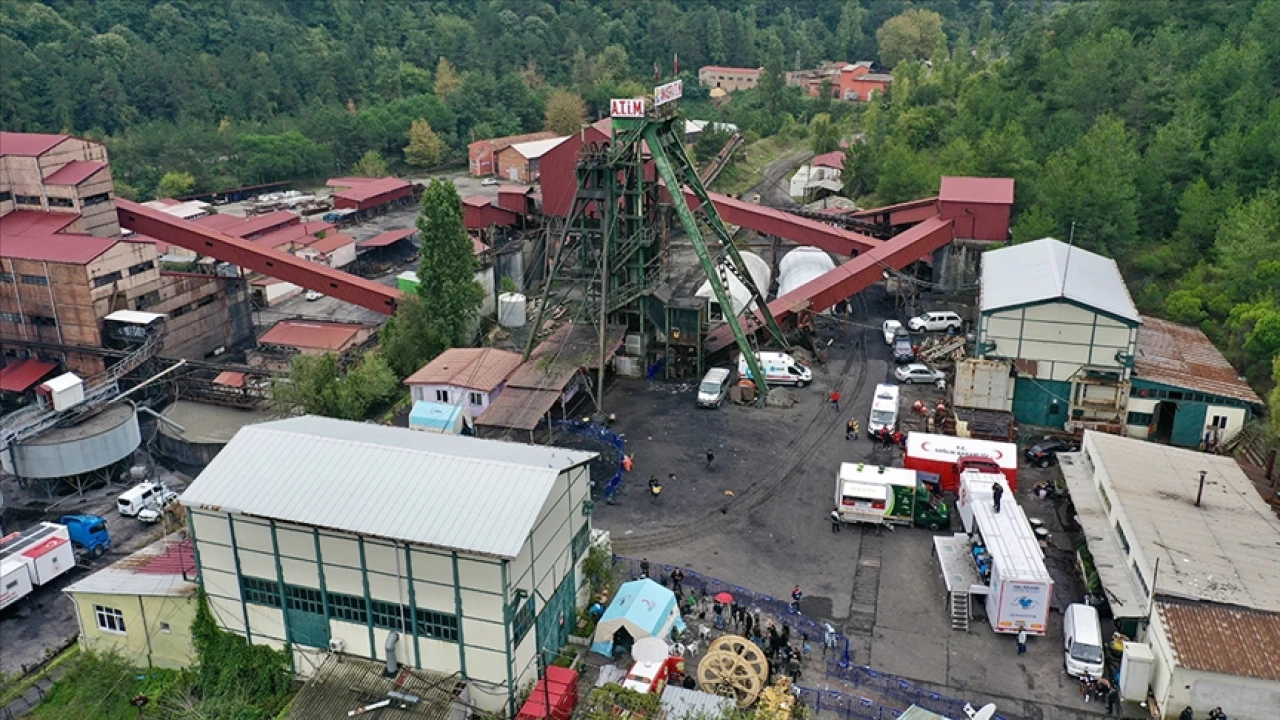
[0,131,253,379]
[977,238,1140,430]
[697,66,762,93]
[247,320,373,371]
[404,347,523,418]
[325,177,419,220]
[468,131,560,177]
[787,61,892,101]
[63,537,199,669]
[1058,432,1280,719]
[180,416,597,714]
[494,137,566,183]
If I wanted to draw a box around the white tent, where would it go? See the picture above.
[695,252,771,321]
[777,247,837,314]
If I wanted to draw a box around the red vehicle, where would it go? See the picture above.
[621,656,685,695]
[903,432,1018,493]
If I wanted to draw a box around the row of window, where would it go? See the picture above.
[510,597,535,645]
[435,389,485,406]
[92,604,172,636]
[1132,387,1243,407]
[240,575,460,641]
[1,273,50,286]
[1127,412,1231,428]
[0,312,56,327]
[6,192,110,207]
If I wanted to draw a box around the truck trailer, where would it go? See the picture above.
[1,523,78,610]
[904,432,1018,492]
[835,463,950,530]
[956,471,1053,635]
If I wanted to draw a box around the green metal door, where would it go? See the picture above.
[284,587,331,649]
[1170,402,1207,448]
[537,575,576,659]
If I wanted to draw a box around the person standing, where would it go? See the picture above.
[830,509,841,532]
[992,481,1004,514]
[713,601,725,629]
[706,449,715,469]
[829,391,841,411]
[1016,625,1028,654]
[791,585,803,612]
[1179,707,1194,720]
[743,611,754,639]
[640,558,650,578]
[671,567,685,597]
[845,418,860,440]
[1105,682,1120,716]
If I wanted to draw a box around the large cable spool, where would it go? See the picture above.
[696,635,767,707]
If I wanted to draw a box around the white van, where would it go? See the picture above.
[868,384,900,436]
[737,351,812,387]
[117,482,161,517]
[1062,603,1105,678]
[697,368,734,408]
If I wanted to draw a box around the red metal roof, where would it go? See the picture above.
[404,347,523,392]
[258,320,370,350]
[358,227,418,247]
[194,214,247,231]
[699,66,762,75]
[194,211,300,238]
[498,186,534,197]
[1157,601,1280,682]
[1135,315,1263,405]
[810,151,845,170]
[213,371,246,388]
[0,210,117,264]
[467,131,559,153]
[938,176,1014,205]
[332,177,412,204]
[136,539,197,576]
[0,358,58,393]
[462,195,491,207]
[307,232,355,254]
[0,132,70,157]
[42,160,107,185]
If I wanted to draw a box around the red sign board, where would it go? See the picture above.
[610,98,646,118]
[22,536,67,558]
[653,80,683,107]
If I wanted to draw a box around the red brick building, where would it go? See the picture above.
[467,132,559,177]
[789,62,892,102]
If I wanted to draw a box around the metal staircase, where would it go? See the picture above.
[949,591,970,632]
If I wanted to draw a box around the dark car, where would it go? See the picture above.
[892,333,915,363]
[1024,437,1077,468]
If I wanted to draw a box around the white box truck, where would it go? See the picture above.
[835,463,950,530]
[737,351,812,387]
[0,523,77,610]
[957,471,1053,635]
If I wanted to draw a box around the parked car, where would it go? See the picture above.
[892,333,915,363]
[882,320,903,345]
[481,177,500,186]
[305,290,324,301]
[907,311,963,333]
[1024,437,1078,468]
[137,489,179,524]
[894,363,945,384]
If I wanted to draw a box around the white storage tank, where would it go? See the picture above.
[498,292,527,328]
[695,252,771,320]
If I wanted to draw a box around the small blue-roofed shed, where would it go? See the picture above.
[591,578,686,657]
[409,401,474,435]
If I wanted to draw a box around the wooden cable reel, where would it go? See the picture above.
[696,635,767,707]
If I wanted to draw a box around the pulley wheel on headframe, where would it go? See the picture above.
[707,635,768,677]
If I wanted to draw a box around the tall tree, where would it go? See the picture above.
[1036,115,1141,256]
[834,1,866,62]
[404,119,445,167]
[544,89,587,135]
[876,9,947,67]
[809,113,841,154]
[155,170,196,199]
[757,31,787,121]
[434,57,461,102]
[351,150,389,177]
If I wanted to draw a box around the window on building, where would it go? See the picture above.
[414,607,459,641]
[1168,391,1184,401]
[1210,415,1228,429]
[92,271,123,288]
[0,272,12,283]
[510,597,534,645]
[1114,521,1130,555]
[14,195,41,205]
[29,316,57,328]
[135,290,161,310]
[1048,401,1061,416]
[286,585,325,615]
[241,576,282,607]
[0,312,21,323]
[371,599,412,632]
[160,622,171,633]
[197,294,218,308]
[82,192,111,207]
[326,591,368,624]
[1133,562,1149,597]
[0,190,12,202]
[435,389,450,402]
[19,274,48,286]
[47,197,74,208]
[1126,412,1153,426]
[1097,483,1112,514]
[572,524,591,560]
[94,605,127,633]
[127,260,156,276]
[469,392,483,406]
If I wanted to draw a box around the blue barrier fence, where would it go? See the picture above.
[550,420,627,499]
[615,556,1011,720]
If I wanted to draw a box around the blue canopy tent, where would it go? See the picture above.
[409,401,474,434]
[591,579,686,657]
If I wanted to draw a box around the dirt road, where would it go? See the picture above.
[740,150,812,208]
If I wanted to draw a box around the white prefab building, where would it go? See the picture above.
[180,416,597,715]
[1058,432,1280,719]
[977,238,1140,430]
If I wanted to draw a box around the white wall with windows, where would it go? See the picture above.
[408,383,501,418]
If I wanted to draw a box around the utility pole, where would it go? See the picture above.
[596,203,610,416]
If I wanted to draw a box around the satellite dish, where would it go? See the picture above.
[971,704,997,720]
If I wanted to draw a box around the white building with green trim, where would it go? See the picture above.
[977,238,1140,429]
[179,416,597,715]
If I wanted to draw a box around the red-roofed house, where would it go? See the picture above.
[494,137,567,183]
[468,131,559,177]
[327,177,418,217]
[296,232,357,268]
[404,347,523,417]
[250,320,373,371]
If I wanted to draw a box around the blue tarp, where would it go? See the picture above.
[409,401,468,433]
[591,578,686,657]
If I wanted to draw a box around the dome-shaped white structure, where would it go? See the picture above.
[695,252,772,320]
[777,247,836,298]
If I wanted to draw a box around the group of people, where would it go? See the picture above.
[1080,673,1121,715]
[1181,708,1228,720]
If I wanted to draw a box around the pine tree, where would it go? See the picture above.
[544,89,587,135]
[434,57,461,101]
[351,150,388,177]
[404,119,445,167]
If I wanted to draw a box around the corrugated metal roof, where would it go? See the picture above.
[660,686,736,718]
[333,177,412,203]
[1156,601,1280,681]
[510,137,568,160]
[0,131,70,157]
[43,160,107,185]
[810,151,845,170]
[307,232,355,254]
[979,238,1139,322]
[358,227,417,247]
[0,358,58,393]
[1135,315,1262,405]
[257,320,369,351]
[63,537,197,598]
[939,176,1014,205]
[0,211,117,264]
[403,348,523,392]
[180,416,596,558]
[289,654,466,720]
[1075,432,1280,611]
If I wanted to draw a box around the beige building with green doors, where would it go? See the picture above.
[62,536,199,669]
[179,416,597,715]
[977,238,1140,430]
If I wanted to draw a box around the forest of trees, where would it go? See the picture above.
[1,0,1276,411]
